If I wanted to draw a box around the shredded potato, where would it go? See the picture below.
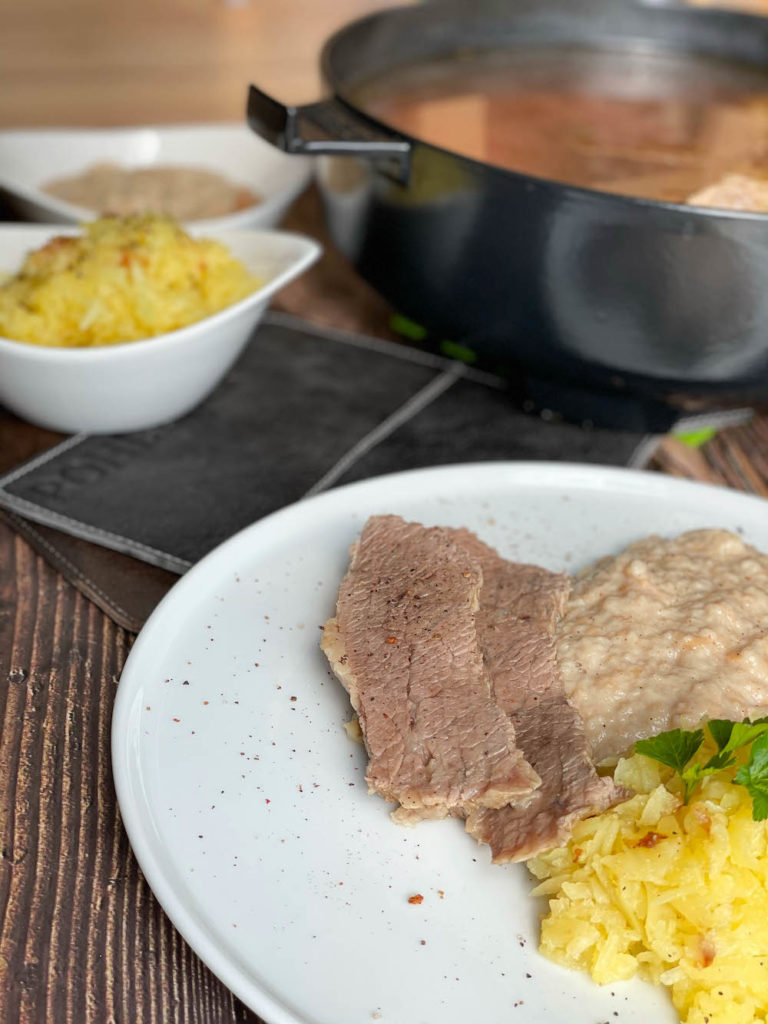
[0,213,259,347]
[527,753,768,1024]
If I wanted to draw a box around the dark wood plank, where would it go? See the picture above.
[0,412,64,476]
[0,183,393,1023]
[652,411,768,495]
[5,398,768,1022]
[0,521,263,1023]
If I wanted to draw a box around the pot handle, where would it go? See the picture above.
[247,85,412,184]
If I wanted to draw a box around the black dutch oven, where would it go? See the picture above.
[248,0,768,428]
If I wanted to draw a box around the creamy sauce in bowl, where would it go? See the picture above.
[556,529,768,763]
[43,163,260,221]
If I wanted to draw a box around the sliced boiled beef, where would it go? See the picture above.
[451,530,623,862]
[321,515,541,822]
[322,515,620,859]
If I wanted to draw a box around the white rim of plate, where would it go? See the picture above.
[111,460,768,1023]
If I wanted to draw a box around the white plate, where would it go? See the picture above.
[112,462,768,1024]
[0,124,312,231]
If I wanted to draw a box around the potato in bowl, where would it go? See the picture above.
[0,213,262,348]
[0,217,320,434]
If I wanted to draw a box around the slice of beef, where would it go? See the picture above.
[452,531,622,863]
[321,515,540,822]
[687,173,768,213]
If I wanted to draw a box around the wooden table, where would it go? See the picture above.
[0,185,399,1024]
[3,246,768,1024]
[4,4,768,1021]
[0,0,407,126]
[0,4,402,1020]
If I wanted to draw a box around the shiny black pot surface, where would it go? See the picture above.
[248,0,768,428]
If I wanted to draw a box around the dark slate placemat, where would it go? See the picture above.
[334,373,647,489]
[0,313,654,574]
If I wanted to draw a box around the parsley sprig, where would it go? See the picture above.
[634,719,768,819]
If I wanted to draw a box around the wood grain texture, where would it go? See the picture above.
[652,412,768,493]
[0,180,394,1023]
[0,0,408,128]
[0,522,262,1023]
[3,416,768,1022]
[6,1,767,1016]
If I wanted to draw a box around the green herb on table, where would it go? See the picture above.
[635,718,768,819]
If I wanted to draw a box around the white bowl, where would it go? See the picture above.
[0,124,313,231]
[0,224,321,434]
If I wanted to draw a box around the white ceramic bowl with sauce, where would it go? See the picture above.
[0,124,313,231]
[0,224,321,434]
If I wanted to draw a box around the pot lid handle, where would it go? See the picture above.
[247,85,412,185]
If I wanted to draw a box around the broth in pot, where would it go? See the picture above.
[354,45,768,205]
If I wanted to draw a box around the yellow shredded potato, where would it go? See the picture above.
[527,753,768,1024]
[343,716,364,745]
[0,213,259,347]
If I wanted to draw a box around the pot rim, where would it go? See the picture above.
[318,0,768,223]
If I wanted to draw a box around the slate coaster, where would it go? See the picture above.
[334,373,652,489]
[0,313,654,582]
